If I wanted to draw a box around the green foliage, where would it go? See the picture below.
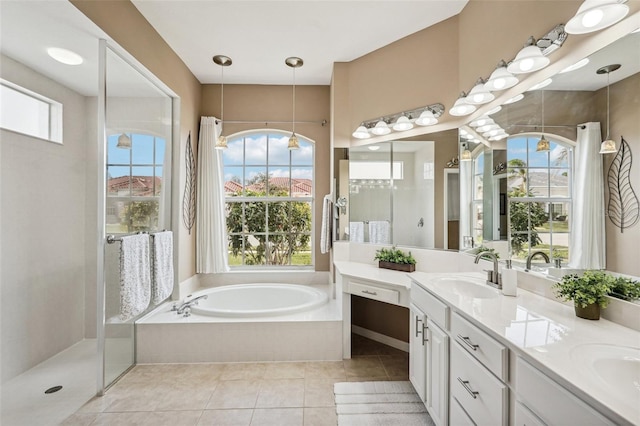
[374,247,417,265]
[553,270,615,308]
[509,188,547,255]
[121,201,159,232]
[467,245,500,259]
[609,276,640,301]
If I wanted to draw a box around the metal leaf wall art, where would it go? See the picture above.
[182,132,197,234]
[607,136,639,233]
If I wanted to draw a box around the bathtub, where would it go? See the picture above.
[189,283,329,317]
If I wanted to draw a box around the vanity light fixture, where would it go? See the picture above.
[504,93,525,105]
[415,109,438,126]
[371,119,391,136]
[368,145,381,151]
[507,37,550,74]
[286,56,303,150]
[470,117,494,128]
[485,61,519,91]
[477,123,500,133]
[47,47,83,65]
[598,64,621,154]
[392,115,414,131]
[466,78,495,105]
[527,78,553,92]
[559,58,590,74]
[460,143,472,161]
[449,93,477,116]
[352,125,370,139]
[213,55,232,149]
[565,0,629,34]
[536,90,550,152]
[486,105,502,115]
[116,133,131,149]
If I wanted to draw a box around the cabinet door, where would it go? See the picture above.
[426,319,449,426]
[409,304,426,402]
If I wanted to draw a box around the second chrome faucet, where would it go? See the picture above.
[474,251,502,290]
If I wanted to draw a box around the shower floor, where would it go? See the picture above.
[1,339,97,426]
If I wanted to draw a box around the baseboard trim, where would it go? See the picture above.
[352,325,409,353]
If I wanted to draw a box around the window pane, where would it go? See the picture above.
[155,138,166,164]
[291,234,312,266]
[244,134,267,165]
[243,234,267,266]
[527,168,549,197]
[268,202,289,232]
[550,143,570,167]
[291,139,313,165]
[226,202,245,234]
[130,167,155,197]
[245,201,266,233]
[223,137,244,166]
[268,134,290,165]
[132,134,155,164]
[107,135,131,164]
[107,166,131,196]
[224,167,244,196]
[474,174,483,200]
[121,200,159,232]
[0,83,50,140]
[106,200,127,234]
[507,137,527,162]
[549,168,570,198]
[290,201,312,234]
[155,167,163,195]
[528,137,549,168]
[268,175,291,197]
[245,167,267,196]
[292,168,312,197]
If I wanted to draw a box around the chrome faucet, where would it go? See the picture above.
[172,295,208,316]
[525,251,550,271]
[474,251,502,289]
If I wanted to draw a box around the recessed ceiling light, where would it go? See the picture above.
[47,47,83,65]
[559,58,590,74]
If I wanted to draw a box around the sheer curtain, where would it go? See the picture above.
[196,117,229,273]
[568,122,606,269]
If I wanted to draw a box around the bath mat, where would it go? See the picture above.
[334,381,435,426]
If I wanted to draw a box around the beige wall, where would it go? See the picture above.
[200,84,332,271]
[351,297,409,343]
[72,0,202,283]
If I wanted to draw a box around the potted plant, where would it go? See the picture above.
[609,276,640,302]
[553,270,615,320]
[374,247,416,272]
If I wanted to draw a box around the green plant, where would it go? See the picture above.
[467,245,500,259]
[374,247,416,265]
[553,270,615,308]
[609,276,640,301]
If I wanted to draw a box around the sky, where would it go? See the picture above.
[107,133,165,178]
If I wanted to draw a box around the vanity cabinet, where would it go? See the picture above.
[409,303,426,401]
[425,318,449,426]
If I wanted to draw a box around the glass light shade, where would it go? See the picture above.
[460,148,472,161]
[599,138,617,154]
[449,98,477,116]
[116,133,131,149]
[352,125,370,139]
[485,67,519,91]
[392,116,414,131]
[483,128,502,137]
[288,133,300,149]
[486,105,502,115]
[477,123,499,133]
[490,133,509,141]
[215,134,228,149]
[466,82,495,105]
[469,117,494,128]
[415,110,438,126]
[507,45,550,74]
[371,120,391,136]
[536,136,550,152]
[565,0,629,34]
[504,93,525,105]
[527,78,553,91]
[560,58,590,74]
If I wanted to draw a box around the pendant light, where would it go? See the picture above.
[485,60,519,91]
[213,55,232,149]
[565,0,629,34]
[116,133,131,149]
[536,90,550,152]
[598,64,621,154]
[460,143,472,161]
[286,56,303,150]
[507,37,550,74]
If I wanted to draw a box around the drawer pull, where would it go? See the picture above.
[457,377,479,399]
[422,323,428,345]
[457,334,479,351]
[415,316,423,337]
[362,289,378,296]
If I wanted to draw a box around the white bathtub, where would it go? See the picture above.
[189,283,329,317]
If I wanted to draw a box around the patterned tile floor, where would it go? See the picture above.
[62,334,409,426]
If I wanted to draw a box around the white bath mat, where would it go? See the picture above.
[334,381,435,426]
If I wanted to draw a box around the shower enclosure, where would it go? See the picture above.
[97,40,175,393]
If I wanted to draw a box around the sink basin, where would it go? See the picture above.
[431,276,500,299]
[570,344,640,402]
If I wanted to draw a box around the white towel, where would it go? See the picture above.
[369,221,390,244]
[321,195,333,254]
[349,222,364,243]
[119,234,151,321]
[151,231,174,305]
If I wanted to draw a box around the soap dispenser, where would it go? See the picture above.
[501,260,518,296]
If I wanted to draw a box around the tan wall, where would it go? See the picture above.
[71,0,202,283]
[351,297,409,343]
[200,84,331,271]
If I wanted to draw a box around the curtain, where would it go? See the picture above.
[568,122,606,269]
[196,117,229,273]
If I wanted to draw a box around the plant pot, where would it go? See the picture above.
[574,302,600,320]
[379,261,415,273]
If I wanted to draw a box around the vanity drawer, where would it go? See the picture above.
[450,396,475,426]
[451,312,508,381]
[516,357,614,426]
[514,401,545,426]
[410,281,449,329]
[350,280,399,305]
[451,342,508,426]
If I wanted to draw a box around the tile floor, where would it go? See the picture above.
[62,334,409,426]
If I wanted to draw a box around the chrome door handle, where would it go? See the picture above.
[422,323,428,345]
[362,290,378,296]
[457,334,479,351]
[457,377,479,399]
[415,316,423,337]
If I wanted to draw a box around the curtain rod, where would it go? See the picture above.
[215,119,328,126]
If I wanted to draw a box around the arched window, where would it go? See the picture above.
[222,131,314,267]
[507,134,573,264]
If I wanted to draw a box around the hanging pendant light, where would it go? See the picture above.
[213,55,232,149]
[598,64,621,154]
[565,0,629,34]
[116,133,131,149]
[507,37,550,74]
[286,56,303,150]
[536,90,550,152]
[485,60,519,91]
[460,143,472,161]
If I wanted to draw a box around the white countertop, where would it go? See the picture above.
[334,261,412,290]
[410,271,640,425]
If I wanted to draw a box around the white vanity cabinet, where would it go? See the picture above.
[425,318,449,426]
[409,303,426,401]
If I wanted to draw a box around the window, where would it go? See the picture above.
[472,152,485,244]
[223,132,314,267]
[0,80,62,143]
[507,135,572,263]
[106,133,166,234]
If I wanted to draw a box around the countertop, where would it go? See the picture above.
[334,261,412,290]
[410,271,640,425]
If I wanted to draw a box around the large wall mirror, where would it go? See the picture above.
[458,28,640,272]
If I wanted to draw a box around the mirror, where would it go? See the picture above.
[459,28,640,272]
